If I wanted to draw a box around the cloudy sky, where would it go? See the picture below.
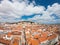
[0,0,60,24]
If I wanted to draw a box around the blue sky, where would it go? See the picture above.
[0,0,60,24]
[34,0,60,7]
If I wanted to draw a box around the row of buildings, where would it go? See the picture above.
[0,21,60,45]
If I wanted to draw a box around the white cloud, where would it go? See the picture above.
[25,5,45,15]
[0,0,60,24]
[47,3,60,17]
[0,0,45,22]
[27,3,60,24]
[27,14,56,24]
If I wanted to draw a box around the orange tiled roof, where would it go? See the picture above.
[7,32,12,37]
[28,38,39,45]
[47,34,57,40]
[34,34,40,39]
